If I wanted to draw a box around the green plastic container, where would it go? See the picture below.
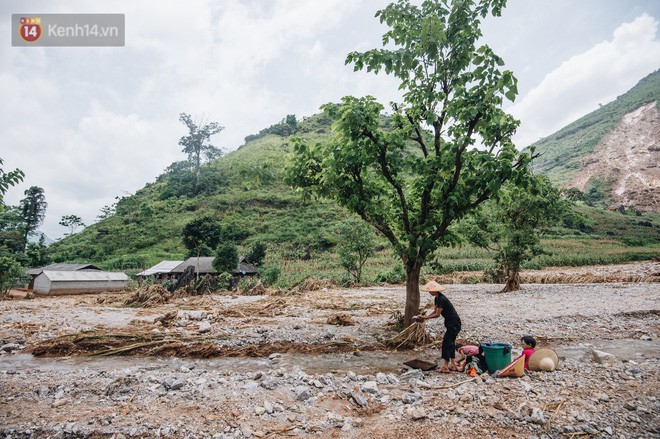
[481,342,512,373]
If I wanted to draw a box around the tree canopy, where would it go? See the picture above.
[462,176,568,292]
[182,217,222,259]
[178,113,224,192]
[19,186,47,252]
[287,0,532,326]
[59,214,85,235]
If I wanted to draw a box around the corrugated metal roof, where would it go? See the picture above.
[171,257,217,274]
[28,263,101,276]
[137,261,183,276]
[39,271,129,281]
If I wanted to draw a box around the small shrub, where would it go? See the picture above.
[258,265,281,287]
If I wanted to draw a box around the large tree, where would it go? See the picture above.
[178,113,224,192]
[287,0,532,326]
[19,186,47,252]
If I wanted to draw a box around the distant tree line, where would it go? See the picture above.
[244,115,297,143]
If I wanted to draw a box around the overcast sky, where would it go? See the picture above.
[2,0,659,240]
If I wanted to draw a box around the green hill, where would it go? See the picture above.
[45,105,659,286]
[528,69,660,185]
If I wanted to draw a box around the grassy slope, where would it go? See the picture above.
[46,110,659,286]
[527,69,660,185]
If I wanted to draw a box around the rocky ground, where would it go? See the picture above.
[0,263,659,438]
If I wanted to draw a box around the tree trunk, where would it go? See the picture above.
[403,261,423,327]
[501,268,521,292]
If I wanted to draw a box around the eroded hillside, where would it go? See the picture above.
[570,101,659,211]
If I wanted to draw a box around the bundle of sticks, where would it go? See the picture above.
[385,321,432,349]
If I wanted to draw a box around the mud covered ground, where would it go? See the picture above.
[0,263,658,438]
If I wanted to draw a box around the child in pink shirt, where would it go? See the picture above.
[521,335,536,370]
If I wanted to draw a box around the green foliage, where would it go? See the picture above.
[182,217,222,258]
[258,265,281,287]
[336,218,375,283]
[178,113,225,192]
[246,241,267,266]
[59,214,85,235]
[26,237,48,267]
[0,207,25,257]
[287,0,530,324]
[0,158,24,207]
[373,264,405,284]
[244,115,298,143]
[582,178,610,207]
[19,186,47,251]
[214,272,233,291]
[461,176,568,289]
[213,242,238,274]
[0,256,28,293]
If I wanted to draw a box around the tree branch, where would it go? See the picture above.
[363,130,412,234]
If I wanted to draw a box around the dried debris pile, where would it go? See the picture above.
[29,331,381,358]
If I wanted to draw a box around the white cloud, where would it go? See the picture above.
[510,13,660,148]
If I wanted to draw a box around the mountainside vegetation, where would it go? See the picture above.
[40,106,659,289]
[527,69,660,186]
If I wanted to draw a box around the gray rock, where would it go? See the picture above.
[376,373,388,384]
[198,322,212,333]
[386,374,400,384]
[263,401,274,414]
[254,406,265,416]
[590,349,618,364]
[410,407,428,420]
[346,371,357,381]
[185,311,208,321]
[295,385,311,401]
[361,381,379,394]
[51,398,69,408]
[351,390,368,407]
[399,369,424,382]
[260,379,279,390]
[1,343,21,352]
[623,402,637,411]
[163,377,185,390]
[530,408,546,425]
[402,393,422,404]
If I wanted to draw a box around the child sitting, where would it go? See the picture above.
[521,335,536,370]
[456,343,487,374]
[456,344,480,363]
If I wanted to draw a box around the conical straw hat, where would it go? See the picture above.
[528,348,559,372]
[420,280,445,292]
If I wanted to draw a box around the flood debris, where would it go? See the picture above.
[385,322,433,349]
[327,313,356,326]
[123,285,172,307]
[29,331,381,358]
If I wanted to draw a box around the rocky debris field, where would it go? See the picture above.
[0,264,659,438]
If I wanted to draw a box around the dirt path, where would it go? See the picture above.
[0,266,658,438]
